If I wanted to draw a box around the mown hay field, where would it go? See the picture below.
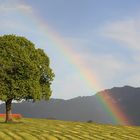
[0,118,140,140]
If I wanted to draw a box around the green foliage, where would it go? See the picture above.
[0,34,54,101]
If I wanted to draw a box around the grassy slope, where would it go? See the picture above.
[0,118,140,140]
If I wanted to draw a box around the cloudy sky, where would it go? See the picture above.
[1,0,140,99]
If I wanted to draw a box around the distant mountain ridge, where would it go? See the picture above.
[0,86,140,125]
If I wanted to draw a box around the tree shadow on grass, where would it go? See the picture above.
[0,120,24,124]
[0,122,24,124]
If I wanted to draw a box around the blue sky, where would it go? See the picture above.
[1,0,140,99]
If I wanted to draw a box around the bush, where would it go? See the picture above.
[87,120,93,123]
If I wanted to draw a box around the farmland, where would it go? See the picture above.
[0,118,140,140]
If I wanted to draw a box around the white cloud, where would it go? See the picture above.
[125,74,140,87]
[74,53,126,88]
[52,73,91,99]
[102,19,140,51]
[96,18,140,89]
[52,27,140,95]
[0,0,32,13]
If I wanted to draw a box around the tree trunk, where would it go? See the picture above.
[5,99,13,123]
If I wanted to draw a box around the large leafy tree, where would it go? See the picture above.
[0,35,54,122]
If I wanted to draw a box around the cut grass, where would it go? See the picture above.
[0,118,140,140]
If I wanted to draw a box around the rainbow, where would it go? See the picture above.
[17,0,131,125]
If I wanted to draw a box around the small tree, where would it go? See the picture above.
[0,35,54,122]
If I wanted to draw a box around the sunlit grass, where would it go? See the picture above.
[0,118,140,140]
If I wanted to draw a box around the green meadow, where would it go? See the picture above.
[0,118,140,140]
